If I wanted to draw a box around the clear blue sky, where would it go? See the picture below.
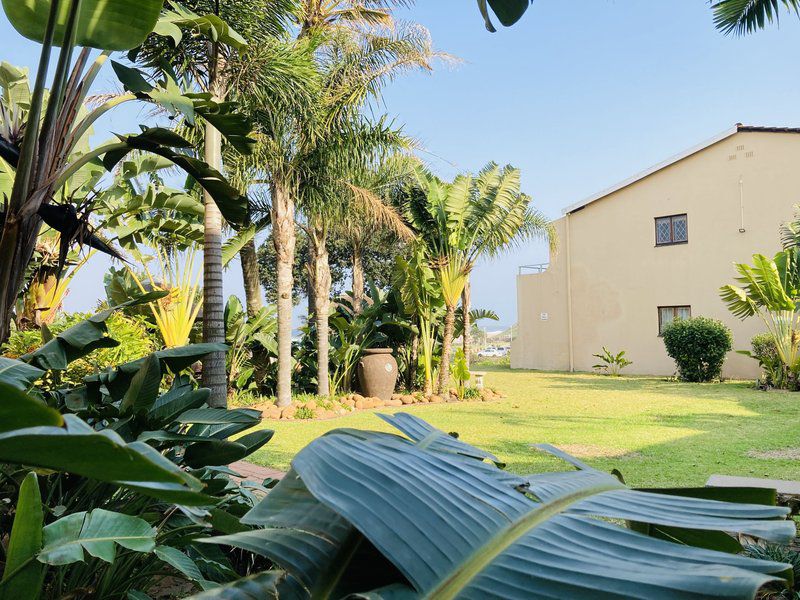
[3,1,800,328]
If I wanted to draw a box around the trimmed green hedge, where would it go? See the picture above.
[662,316,732,382]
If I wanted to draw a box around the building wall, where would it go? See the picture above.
[512,131,800,378]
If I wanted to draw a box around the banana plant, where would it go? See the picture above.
[720,250,800,376]
[224,295,277,394]
[0,301,276,598]
[0,0,252,342]
[196,412,796,599]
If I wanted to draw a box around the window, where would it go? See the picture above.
[655,214,688,245]
[658,306,691,335]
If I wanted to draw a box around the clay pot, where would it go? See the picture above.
[357,348,398,401]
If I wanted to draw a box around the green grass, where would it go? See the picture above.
[246,367,800,488]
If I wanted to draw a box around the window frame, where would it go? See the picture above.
[658,305,691,336]
[655,213,688,246]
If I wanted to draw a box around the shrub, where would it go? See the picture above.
[748,332,789,388]
[464,386,482,400]
[662,316,732,382]
[2,311,157,387]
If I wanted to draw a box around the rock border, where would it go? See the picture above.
[253,388,505,421]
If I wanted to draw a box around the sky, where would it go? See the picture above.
[3,1,800,329]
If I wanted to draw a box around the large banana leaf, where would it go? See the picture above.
[82,343,227,402]
[38,509,155,565]
[0,384,209,504]
[190,571,304,599]
[203,414,794,599]
[0,472,45,599]
[2,0,165,50]
[102,128,248,225]
[0,357,45,391]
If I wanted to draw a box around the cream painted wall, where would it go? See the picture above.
[512,131,800,378]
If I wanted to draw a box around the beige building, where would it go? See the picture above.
[511,124,800,378]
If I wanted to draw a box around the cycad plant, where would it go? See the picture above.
[130,247,203,348]
[720,250,800,386]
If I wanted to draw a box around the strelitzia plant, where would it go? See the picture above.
[720,250,800,378]
[130,247,202,348]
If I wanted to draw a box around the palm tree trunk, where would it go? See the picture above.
[409,333,419,390]
[201,44,227,408]
[462,279,471,369]
[438,304,456,395]
[306,254,316,323]
[310,223,331,396]
[239,236,263,317]
[271,180,296,407]
[351,238,365,314]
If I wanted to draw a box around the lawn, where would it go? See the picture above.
[246,367,800,488]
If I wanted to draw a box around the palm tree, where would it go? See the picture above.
[136,0,305,406]
[712,0,800,35]
[301,123,415,396]
[244,8,439,406]
[403,164,554,393]
[461,163,554,367]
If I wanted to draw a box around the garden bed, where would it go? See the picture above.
[251,387,505,420]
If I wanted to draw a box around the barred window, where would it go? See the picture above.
[659,305,691,335]
[655,214,688,245]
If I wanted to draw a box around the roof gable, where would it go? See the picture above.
[563,124,800,215]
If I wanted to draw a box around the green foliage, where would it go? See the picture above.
[198,412,795,599]
[451,348,470,399]
[2,0,164,51]
[224,296,278,393]
[3,311,158,388]
[662,317,733,382]
[744,332,792,389]
[743,544,800,600]
[0,305,274,598]
[591,347,632,376]
[463,386,481,400]
[295,405,315,420]
[712,0,800,36]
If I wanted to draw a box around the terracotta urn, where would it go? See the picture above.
[357,348,398,401]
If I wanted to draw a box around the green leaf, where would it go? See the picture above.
[103,128,247,225]
[0,356,45,390]
[155,5,247,50]
[21,293,166,371]
[2,0,165,51]
[176,408,261,426]
[0,394,206,503]
[119,354,162,415]
[187,570,303,599]
[39,509,156,565]
[0,472,45,599]
[154,546,216,589]
[184,439,248,469]
[265,414,794,598]
[111,61,154,94]
[0,382,64,433]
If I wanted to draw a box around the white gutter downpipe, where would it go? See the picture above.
[738,177,746,233]
[566,212,575,372]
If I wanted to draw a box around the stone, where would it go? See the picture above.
[265,405,281,419]
[342,397,355,408]
[281,405,296,419]
[371,397,385,408]
[353,393,365,402]
[391,394,402,401]
[401,394,415,405]
[355,399,365,410]
[430,395,443,403]
[319,409,337,420]
[336,407,348,415]
[306,400,318,411]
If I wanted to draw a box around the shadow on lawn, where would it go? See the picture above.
[475,372,800,486]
